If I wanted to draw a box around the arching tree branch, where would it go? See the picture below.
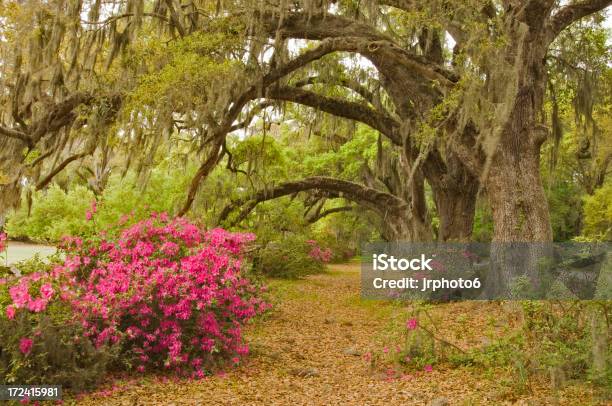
[29,93,95,144]
[265,86,402,144]
[549,0,612,37]
[35,149,94,190]
[176,39,356,215]
[307,205,354,224]
[256,12,458,85]
[293,76,381,109]
[218,176,407,225]
[0,125,32,147]
[257,12,390,43]
[177,138,225,216]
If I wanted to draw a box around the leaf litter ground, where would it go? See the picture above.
[77,263,604,405]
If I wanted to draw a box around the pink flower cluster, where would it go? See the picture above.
[306,240,333,263]
[6,271,55,317]
[4,214,269,377]
[19,337,33,355]
[85,200,97,221]
[0,232,6,252]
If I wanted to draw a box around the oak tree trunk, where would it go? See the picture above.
[486,6,554,243]
[434,185,478,242]
[483,5,555,296]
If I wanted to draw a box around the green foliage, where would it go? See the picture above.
[253,234,326,279]
[6,168,192,242]
[452,302,610,394]
[472,200,494,242]
[0,309,117,391]
[126,31,246,117]
[519,301,610,389]
[582,182,612,241]
[546,180,583,242]
[6,185,96,242]
[302,125,382,179]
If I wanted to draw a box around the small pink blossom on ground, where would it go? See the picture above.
[424,364,433,372]
[406,318,418,330]
[19,337,33,355]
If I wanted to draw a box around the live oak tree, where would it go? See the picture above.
[0,0,610,243]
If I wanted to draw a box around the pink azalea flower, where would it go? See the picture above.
[6,306,16,320]
[406,318,418,330]
[19,337,33,355]
[27,298,47,313]
[424,364,433,373]
[40,284,54,300]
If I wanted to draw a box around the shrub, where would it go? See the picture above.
[0,214,269,387]
[311,233,356,262]
[0,256,116,390]
[582,182,612,241]
[5,185,96,242]
[5,169,192,243]
[368,313,442,377]
[253,234,329,278]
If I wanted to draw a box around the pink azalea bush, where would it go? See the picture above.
[306,240,333,263]
[0,214,269,388]
[254,235,332,278]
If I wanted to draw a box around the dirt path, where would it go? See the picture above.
[78,264,600,406]
[4,241,57,265]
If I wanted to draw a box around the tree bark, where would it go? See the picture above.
[433,183,478,242]
[485,143,552,242]
[484,2,554,243]
[480,2,557,297]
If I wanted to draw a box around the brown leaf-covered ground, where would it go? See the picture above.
[76,263,604,405]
